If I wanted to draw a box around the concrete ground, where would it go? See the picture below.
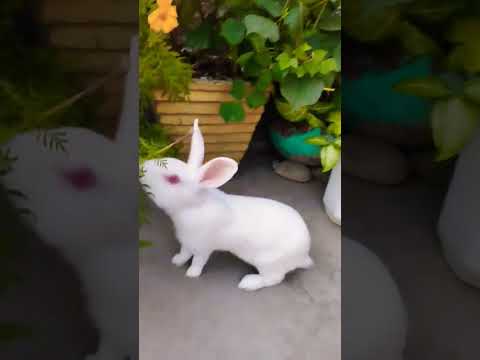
[139,153,341,360]
[343,174,480,360]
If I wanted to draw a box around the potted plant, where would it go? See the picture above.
[141,0,275,163]
[345,0,480,285]
[265,0,341,172]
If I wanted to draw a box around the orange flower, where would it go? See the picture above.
[148,0,178,34]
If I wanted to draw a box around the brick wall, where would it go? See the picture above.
[40,0,138,137]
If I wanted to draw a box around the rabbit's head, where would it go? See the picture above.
[141,119,238,213]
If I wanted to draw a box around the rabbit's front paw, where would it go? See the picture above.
[172,253,191,267]
[185,266,202,278]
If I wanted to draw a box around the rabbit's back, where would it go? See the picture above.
[221,194,311,264]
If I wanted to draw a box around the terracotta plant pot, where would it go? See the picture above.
[154,79,265,162]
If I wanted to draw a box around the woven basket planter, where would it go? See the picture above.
[154,79,265,162]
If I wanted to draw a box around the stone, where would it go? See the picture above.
[353,121,433,149]
[343,134,409,185]
[272,160,312,183]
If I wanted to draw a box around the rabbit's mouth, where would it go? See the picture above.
[61,166,97,191]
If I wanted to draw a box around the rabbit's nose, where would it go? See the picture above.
[62,166,97,191]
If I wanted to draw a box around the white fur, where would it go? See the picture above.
[324,160,341,226]
[343,237,408,360]
[1,36,139,359]
[438,129,480,288]
[141,120,314,291]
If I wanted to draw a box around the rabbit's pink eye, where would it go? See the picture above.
[62,167,97,191]
[165,175,180,185]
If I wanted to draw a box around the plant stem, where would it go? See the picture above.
[313,0,328,29]
[39,62,126,122]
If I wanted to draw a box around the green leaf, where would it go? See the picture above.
[280,75,324,110]
[320,144,340,172]
[185,23,213,50]
[444,18,480,73]
[460,43,480,74]
[277,52,294,70]
[326,111,341,136]
[316,10,341,31]
[464,78,480,104]
[407,0,465,22]
[254,52,272,67]
[310,101,335,114]
[220,19,246,46]
[344,6,401,43]
[398,21,441,57]
[285,6,302,34]
[255,0,282,17]
[230,79,246,100]
[139,240,153,249]
[319,58,339,74]
[393,76,452,98]
[306,32,340,52]
[247,90,268,108]
[256,70,272,91]
[305,114,324,128]
[295,66,306,77]
[237,52,255,67]
[306,135,331,146]
[333,43,341,71]
[295,43,312,61]
[220,102,246,123]
[275,99,309,122]
[446,17,480,44]
[272,63,288,81]
[244,15,280,42]
[243,57,264,77]
[432,97,480,160]
[248,33,267,51]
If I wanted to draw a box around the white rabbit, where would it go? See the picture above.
[141,119,314,291]
[324,159,341,226]
[343,237,408,360]
[2,36,139,360]
[438,128,480,288]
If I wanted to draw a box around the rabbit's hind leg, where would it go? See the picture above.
[238,269,286,291]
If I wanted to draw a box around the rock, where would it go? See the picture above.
[272,160,312,183]
[353,121,433,149]
[311,167,330,184]
[343,134,409,185]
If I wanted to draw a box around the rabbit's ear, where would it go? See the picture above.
[198,157,238,188]
[187,119,204,169]
[115,35,138,150]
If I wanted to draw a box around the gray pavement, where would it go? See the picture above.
[139,154,341,360]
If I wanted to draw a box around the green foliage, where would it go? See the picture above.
[139,0,193,229]
[393,77,452,98]
[139,0,192,117]
[220,102,246,123]
[432,97,479,161]
[347,0,480,160]
[177,0,341,140]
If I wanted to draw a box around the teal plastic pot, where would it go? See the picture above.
[343,56,433,131]
[269,125,322,165]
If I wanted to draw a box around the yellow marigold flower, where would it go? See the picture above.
[148,0,178,34]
